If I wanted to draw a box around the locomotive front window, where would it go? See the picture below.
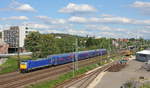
[21,62,27,65]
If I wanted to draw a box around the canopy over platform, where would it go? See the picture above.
[136,50,150,55]
[136,50,150,62]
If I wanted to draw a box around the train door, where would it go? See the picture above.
[51,56,57,65]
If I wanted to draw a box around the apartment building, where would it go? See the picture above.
[2,26,33,53]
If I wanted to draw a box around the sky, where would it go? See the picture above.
[0,0,150,39]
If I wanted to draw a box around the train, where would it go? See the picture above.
[20,49,107,72]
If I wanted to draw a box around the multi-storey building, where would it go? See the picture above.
[2,26,33,53]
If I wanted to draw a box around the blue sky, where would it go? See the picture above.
[0,0,150,39]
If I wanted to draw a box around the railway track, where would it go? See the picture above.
[0,55,106,88]
[55,59,115,88]
[55,53,127,88]
[0,51,122,88]
[0,72,20,80]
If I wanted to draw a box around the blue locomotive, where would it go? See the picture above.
[20,49,107,72]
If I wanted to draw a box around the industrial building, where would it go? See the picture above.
[136,50,150,62]
[2,26,33,53]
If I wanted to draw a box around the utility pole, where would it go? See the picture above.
[100,41,102,65]
[17,29,20,70]
[109,38,111,57]
[75,38,78,70]
[73,38,78,77]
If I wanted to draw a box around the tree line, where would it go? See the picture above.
[25,32,150,58]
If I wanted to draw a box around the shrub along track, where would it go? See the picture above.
[0,52,120,88]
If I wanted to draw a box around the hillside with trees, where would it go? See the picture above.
[25,32,150,58]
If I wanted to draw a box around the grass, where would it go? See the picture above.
[123,81,150,88]
[140,84,150,88]
[0,54,118,75]
[27,55,122,88]
[0,54,123,88]
[0,55,32,74]
[0,52,123,75]
[27,63,99,88]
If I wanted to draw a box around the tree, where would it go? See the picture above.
[25,32,41,57]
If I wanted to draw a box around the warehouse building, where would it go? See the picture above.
[136,50,150,62]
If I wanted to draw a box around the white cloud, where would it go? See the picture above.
[16,4,36,12]
[36,16,66,24]
[101,17,131,23]
[86,25,126,32]
[67,29,90,36]
[0,1,36,12]
[0,16,29,20]
[132,1,150,8]
[131,1,150,15]
[48,30,64,33]
[100,32,120,38]
[100,14,114,17]
[140,30,150,34]
[134,20,150,25]
[68,16,132,24]
[25,22,73,31]
[40,29,88,36]
[27,23,50,29]
[59,3,97,14]
[144,26,150,29]
[68,16,150,26]
[68,16,87,23]
[36,16,49,19]
[9,16,29,20]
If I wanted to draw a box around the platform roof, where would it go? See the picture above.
[136,50,150,55]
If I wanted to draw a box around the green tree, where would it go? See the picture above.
[25,32,41,57]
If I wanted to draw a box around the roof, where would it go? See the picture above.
[136,50,150,55]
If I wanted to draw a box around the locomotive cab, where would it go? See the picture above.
[20,61,28,73]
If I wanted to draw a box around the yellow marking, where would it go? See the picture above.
[20,64,27,69]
